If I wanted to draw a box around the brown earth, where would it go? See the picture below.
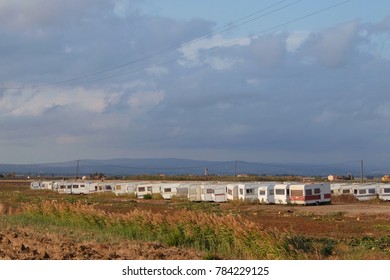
[1,180,390,259]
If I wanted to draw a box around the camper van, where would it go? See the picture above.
[274,183,291,204]
[289,183,331,205]
[258,184,275,204]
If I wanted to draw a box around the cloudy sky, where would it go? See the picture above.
[1,0,390,169]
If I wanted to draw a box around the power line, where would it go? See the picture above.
[68,0,351,85]
[1,0,303,90]
[1,0,350,90]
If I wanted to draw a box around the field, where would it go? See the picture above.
[1,180,390,260]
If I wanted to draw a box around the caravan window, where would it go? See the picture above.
[291,190,303,196]
[207,188,214,194]
[384,188,390,194]
[358,189,366,195]
[147,186,152,192]
[342,189,350,194]
[227,189,233,195]
[239,189,243,195]
[164,188,171,193]
[259,190,266,196]
[314,188,321,194]
[305,189,312,196]
[138,187,145,192]
[73,185,79,189]
[368,188,376,194]
[80,185,85,188]
[275,189,285,195]
[269,189,274,195]
[246,189,254,195]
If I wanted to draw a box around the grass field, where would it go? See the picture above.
[1,180,390,260]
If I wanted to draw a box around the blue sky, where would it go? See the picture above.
[1,0,390,171]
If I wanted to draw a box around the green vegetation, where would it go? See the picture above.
[1,200,334,259]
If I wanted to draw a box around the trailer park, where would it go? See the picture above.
[1,179,390,260]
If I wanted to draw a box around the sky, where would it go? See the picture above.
[1,0,390,169]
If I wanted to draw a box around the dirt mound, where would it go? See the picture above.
[0,227,204,260]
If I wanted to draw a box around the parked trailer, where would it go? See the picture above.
[226,183,239,201]
[135,183,160,198]
[378,184,390,201]
[210,183,227,202]
[57,182,73,194]
[96,182,115,193]
[30,181,41,190]
[158,183,189,200]
[274,183,291,204]
[238,183,260,202]
[289,183,331,205]
[113,182,136,196]
[258,184,275,204]
[200,183,215,202]
[201,183,226,202]
[352,184,378,201]
[71,182,91,195]
[40,181,54,190]
[188,183,202,202]
[331,184,353,196]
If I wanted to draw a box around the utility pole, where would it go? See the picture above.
[360,160,364,183]
[75,160,80,180]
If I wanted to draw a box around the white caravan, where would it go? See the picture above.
[30,181,41,190]
[226,183,239,201]
[96,182,115,193]
[135,183,160,198]
[40,181,54,190]
[159,183,189,200]
[113,182,136,196]
[274,183,291,204]
[258,184,275,204]
[352,184,378,201]
[71,182,91,195]
[188,183,202,201]
[238,183,260,202]
[200,183,215,202]
[378,184,390,201]
[57,182,73,194]
[211,183,227,202]
[289,183,331,205]
[331,184,353,196]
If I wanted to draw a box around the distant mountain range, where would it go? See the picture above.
[0,158,387,178]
